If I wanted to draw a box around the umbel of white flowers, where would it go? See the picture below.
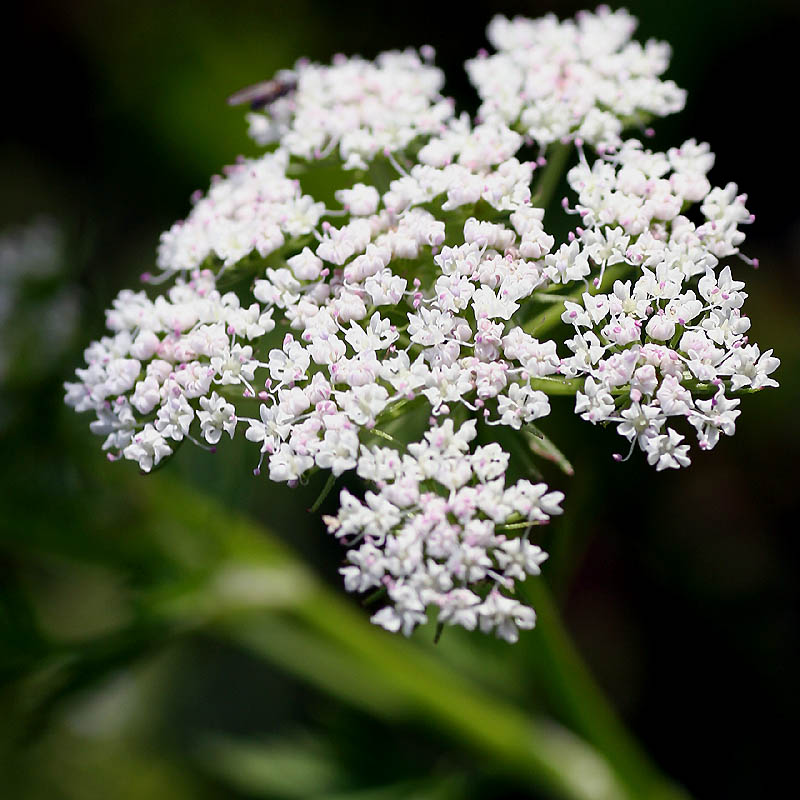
[66,6,779,644]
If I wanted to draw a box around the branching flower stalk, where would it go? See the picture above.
[66,7,779,643]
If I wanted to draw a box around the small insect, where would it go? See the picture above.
[227,73,297,111]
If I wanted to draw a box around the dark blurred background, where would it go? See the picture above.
[1,1,798,799]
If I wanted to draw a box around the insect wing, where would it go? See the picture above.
[227,77,296,110]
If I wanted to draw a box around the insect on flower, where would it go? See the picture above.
[227,72,297,110]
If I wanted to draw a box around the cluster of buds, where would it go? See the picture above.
[66,7,778,641]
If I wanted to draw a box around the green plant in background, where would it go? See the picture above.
[3,6,785,800]
[0,218,80,430]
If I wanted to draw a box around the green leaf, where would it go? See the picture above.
[198,734,344,798]
[526,426,575,476]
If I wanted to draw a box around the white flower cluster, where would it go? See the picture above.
[66,8,778,640]
[467,6,685,151]
[157,150,324,273]
[557,140,779,468]
[245,50,453,170]
[64,270,272,470]
[324,419,562,642]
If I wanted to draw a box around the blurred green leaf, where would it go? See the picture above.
[526,426,575,477]
[4,467,684,800]
[198,733,344,798]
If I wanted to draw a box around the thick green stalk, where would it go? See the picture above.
[518,579,690,800]
[139,476,691,800]
[228,603,629,800]
[530,376,585,395]
[523,263,632,338]
[533,142,573,209]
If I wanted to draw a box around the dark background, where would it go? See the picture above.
[2,2,798,798]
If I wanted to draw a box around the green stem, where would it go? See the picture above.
[229,596,632,800]
[533,142,573,210]
[308,471,337,513]
[530,376,585,395]
[533,292,579,303]
[368,427,401,445]
[517,579,690,800]
[523,263,632,338]
[134,476,691,800]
